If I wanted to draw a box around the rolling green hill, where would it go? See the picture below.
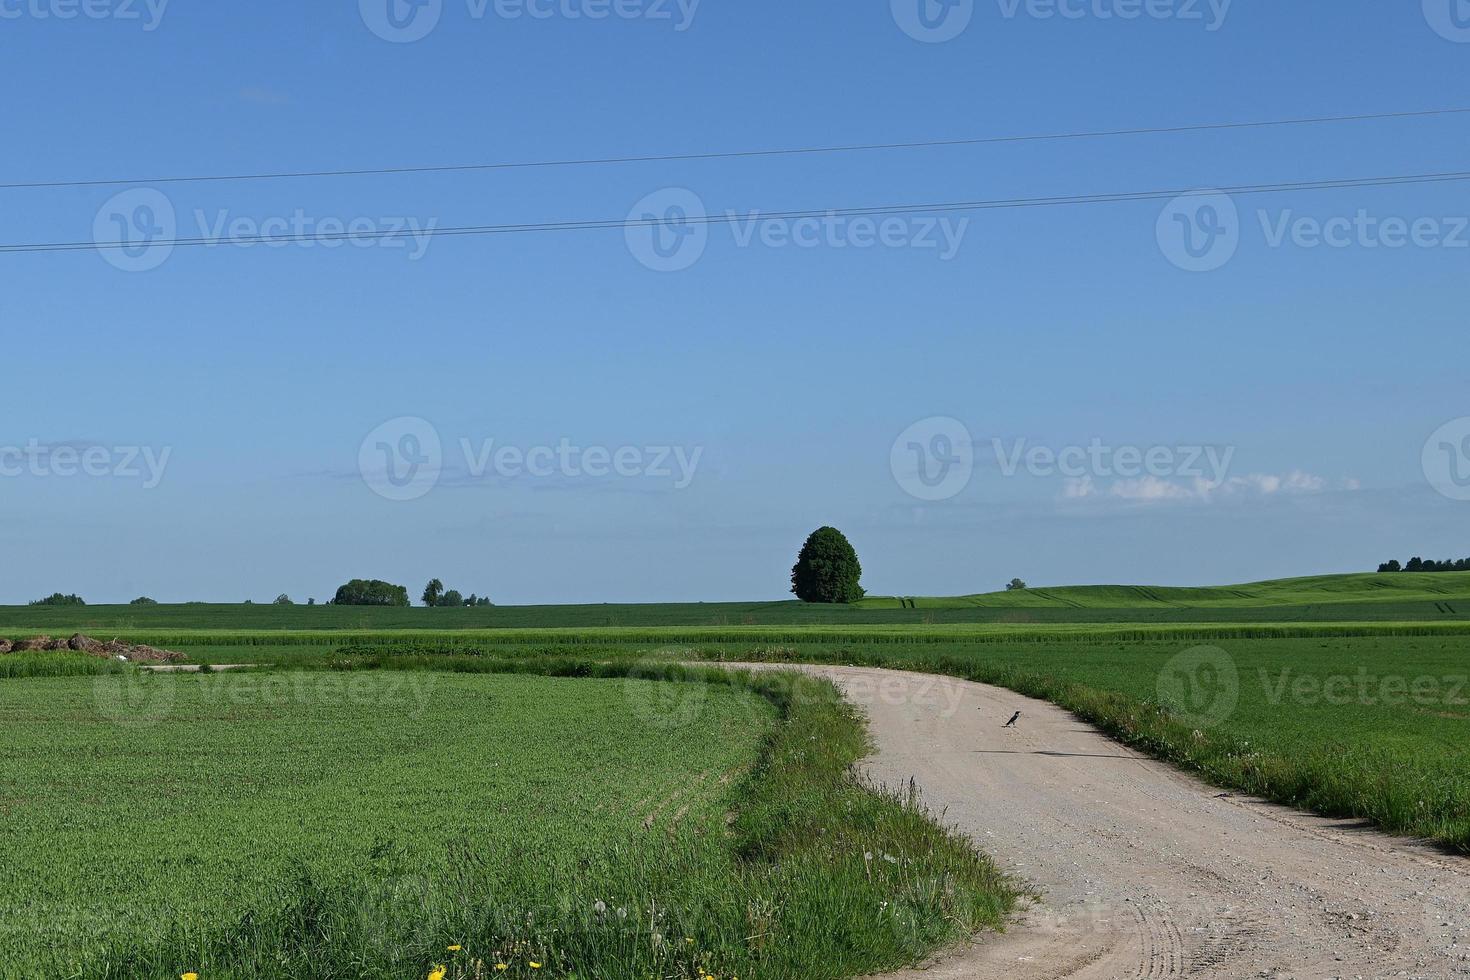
[3,573,1469,633]
[862,572,1470,610]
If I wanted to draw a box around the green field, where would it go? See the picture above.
[47,624,1463,853]
[7,573,1470,632]
[0,663,1013,980]
[5,571,1470,977]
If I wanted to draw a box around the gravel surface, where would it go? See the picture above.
[736,664,1470,980]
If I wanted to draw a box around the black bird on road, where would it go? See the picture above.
[1003,711,1021,728]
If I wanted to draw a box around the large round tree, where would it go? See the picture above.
[790,527,866,604]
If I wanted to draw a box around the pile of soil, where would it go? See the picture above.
[0,633,186,664]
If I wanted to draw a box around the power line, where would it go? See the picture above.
[4,107,1470,192]
[10,168,1470,254]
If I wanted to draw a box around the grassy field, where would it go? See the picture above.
[5,571,1469,977]
[76,626,1465,853]
[864,572,1470,610]
[6,573,1470,631]
[0,662,1014,980]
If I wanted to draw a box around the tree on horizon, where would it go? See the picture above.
[790,527,865,604]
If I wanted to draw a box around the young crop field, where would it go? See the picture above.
[5,573,1470,632]
[111,629,1470,851]
[0,664,1014,980]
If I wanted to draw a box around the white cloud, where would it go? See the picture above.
[1060,470,1357,505]
[1111,476,1195,501]
[1061,476,1096,499]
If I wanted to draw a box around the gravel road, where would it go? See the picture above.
[737,664,1470,980]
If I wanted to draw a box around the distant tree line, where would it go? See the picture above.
[18,582,484,607]
[1377,556,1470,573]
[30,593,85,607]
[421,579,493,607]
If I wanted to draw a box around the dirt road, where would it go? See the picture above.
[742,664,1470,979]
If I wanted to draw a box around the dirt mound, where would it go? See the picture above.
[0,634,185,664]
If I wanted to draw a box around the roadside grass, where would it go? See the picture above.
[0,661,1015,979]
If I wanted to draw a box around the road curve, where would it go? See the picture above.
[734,664,1470,979]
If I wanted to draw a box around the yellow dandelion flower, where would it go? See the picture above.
[529,962,542,969]
[448,945,462,952]
[495,965,508,972]
[428,966,447,980]
[182,974,199,980]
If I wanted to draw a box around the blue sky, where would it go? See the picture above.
[2,0,1468,604]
